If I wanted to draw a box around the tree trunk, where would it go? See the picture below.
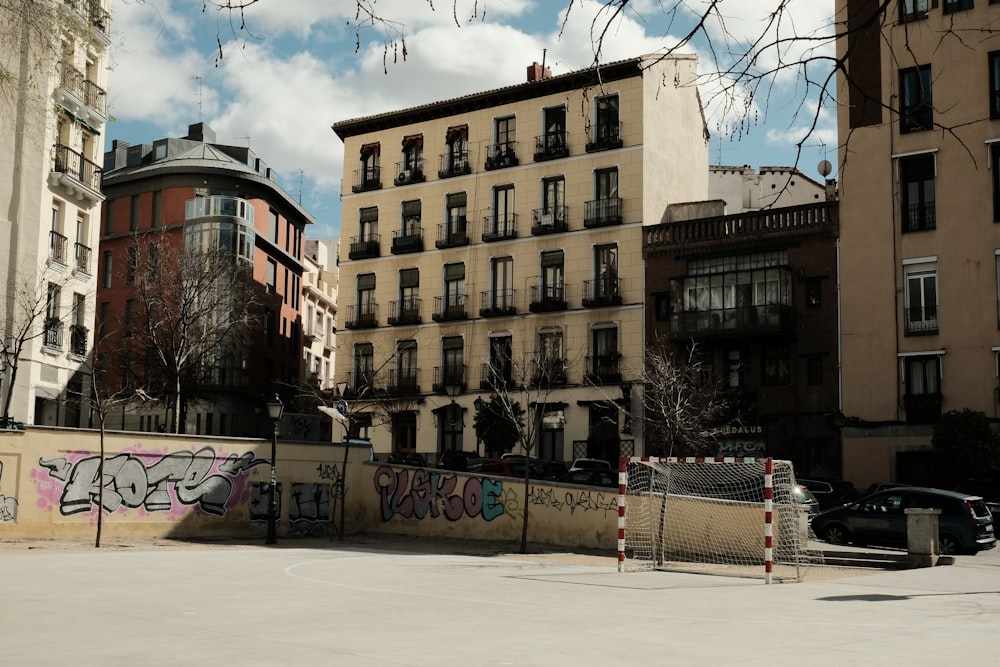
[95,419,105,548]
[1,362,17,419]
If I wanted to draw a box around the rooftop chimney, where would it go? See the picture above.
[527,62,551,82]
[185,122,216,144]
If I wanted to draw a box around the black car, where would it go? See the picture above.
[557,469,618,489]
[798,478,861,511]
[811,487,996,555]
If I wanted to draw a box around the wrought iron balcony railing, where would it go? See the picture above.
[394,160,425,186]
[583,197,623,228]
[529,284,567,313]
[534,131,569,161]
[586,122,623,152]
[582,278,622,308]
[438,151,471,179]
[484,141,519,170]
[432,295,467,321]
[433,365,467,393]
[482,213,517,242]
[344,303,378,329]
[391,228,423,254]
[531,206,568,235]
[351,166,381,193]
[387,298,422,326]
[348,234,380,260]
[480,289,517,317]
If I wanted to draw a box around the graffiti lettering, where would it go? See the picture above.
[373,466,505,522]
[528,485,618,515]
[316,463,341,483]
[0,461,17,522]
[39,446,266,517]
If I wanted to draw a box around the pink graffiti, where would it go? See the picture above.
[373,465,504,522]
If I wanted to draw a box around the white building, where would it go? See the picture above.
[708,165,832,214]
[0,1,111,426]
[302,238,339,392]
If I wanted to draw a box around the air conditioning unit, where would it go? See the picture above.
[539,213,554,226]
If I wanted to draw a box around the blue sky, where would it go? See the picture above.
[106,0,837,239]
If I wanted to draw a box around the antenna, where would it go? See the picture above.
[297,169,304,204]
[193,75,203,120]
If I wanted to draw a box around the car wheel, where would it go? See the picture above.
[823,523,849,545]
[938,534,960,556]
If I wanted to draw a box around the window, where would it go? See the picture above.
[726,349,745,388]
[586,167,621,227]
[593,243,619,303]
[104,199,114,234]
[393,412,418,453]
[126,245,138,285]
[265,258,277,295]
[268,208,279,242]
[124,299,135,337]
[490,256,514,312]
[395,340,418,393]
[904,259,938,335]
[540,249,565,303]
[900,65,932,133]
[444,125,469,176]
[805,354,824,386]
[538,106,567,158]
[399,134,423,184]
[357,272,376,313]
[488,116,517,168]
[443,262,465,317]
[130,195,140,231]
[905,355,941,396]
[440,335,465,393]
[536,327,565,383]
[590,325,620,382]
[993,144,1000,222]
[98,301,110,339]
[491,185,515,237]
[899,152,935,232]
[538,406,565,461]
[488,334,513,386]
[991,52,1000,119]
[152,190,162,227]
[445,192,467,241]
[761,344,790,386]
[358,142,380,191]
[102,251,112,289]
[402,200,420,236]
[900,0,928,21]
[943,0,974,13]
[359,206,378,242]
[397,267,420,322]
[353,342,374,392]
[592,95,620,148]
[805,278,822,307]
[542,177,566,226]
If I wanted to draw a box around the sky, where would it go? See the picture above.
[105,0,838,239]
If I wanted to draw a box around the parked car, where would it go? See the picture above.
[568,458,613,472]
[951,480,1000,516]
[798,478,861,511]
[437,450,484,472]
[382,452,427,467]
[467,458,543,478]
[558,469,618,489]
[811,487,996,555]
[792,484,820,516]
[497,454,567,480]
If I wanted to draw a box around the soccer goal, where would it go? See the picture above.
[617,456,820,583]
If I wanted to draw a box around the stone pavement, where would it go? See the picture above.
[1,535,998,666]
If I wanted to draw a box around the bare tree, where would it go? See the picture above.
[476,343,570,554]
[116,231,262,433]
[636,338,732,458]
[0,270,83,423]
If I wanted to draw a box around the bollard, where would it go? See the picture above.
[904,507,941,568]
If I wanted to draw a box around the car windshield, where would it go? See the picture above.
[967,498,991,518]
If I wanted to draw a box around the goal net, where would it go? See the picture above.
[618,457,821,582]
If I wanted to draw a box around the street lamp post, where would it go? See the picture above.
[265,394,284,545]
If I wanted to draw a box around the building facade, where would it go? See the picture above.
[0,1,111,427]
[332,56,709,465]
[837,0,1000,487]
[644,199,841,476]
[708,165,832,214]
[302,238,339,392]
[98,123,313,436]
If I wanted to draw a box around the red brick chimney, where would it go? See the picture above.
[527,62,552,82]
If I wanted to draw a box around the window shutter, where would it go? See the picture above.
[444,263,465,281]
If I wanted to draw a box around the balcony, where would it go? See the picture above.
[479,289,517,317]
[584,197,623,228]
[586,122,623,152]
[582,278,622,308]
[387,298,422,326]
[343,369,376,398]
[43,319,64,351]
[49,231,68,266]
[344,303,378,330]
[433,365,467,394]
[54,61,107,124]
[70,325,88,357]
[484,142,519,170]
[50,144,103,205]
[185,195,255,224]
[534,131,569,161]
[903,202,935,232]
[74,242,92,275]
[62,1,112,44]
[904,305,938,335]
[432,295,467,322]
[387,367,421,396]
[438,151,471,179]
[903,393,942,425]
[670,304,794,341]
[348,234,380,260]
[585,354,622,385]
[531,357,567,386]
[531,207,569,236]
[351,167,381,193]
[435,222,469,249]
[529,284,567,313]
[479,363,513,390]
[482,213,517,242]
[391,228,424,254]
[394,161,425,186]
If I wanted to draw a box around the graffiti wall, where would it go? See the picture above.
[1,428,619,551]
[0,428,370,541]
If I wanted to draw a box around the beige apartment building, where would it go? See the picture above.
[0,1,111,427]
[332,55,708,464]
[837,0,1000,486]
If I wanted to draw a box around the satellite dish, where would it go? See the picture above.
[818,160,832,177]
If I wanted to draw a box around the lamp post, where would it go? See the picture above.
[265,394,284,545]
[473,396,484,456]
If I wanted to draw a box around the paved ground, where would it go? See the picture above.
[2,534,998,666]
